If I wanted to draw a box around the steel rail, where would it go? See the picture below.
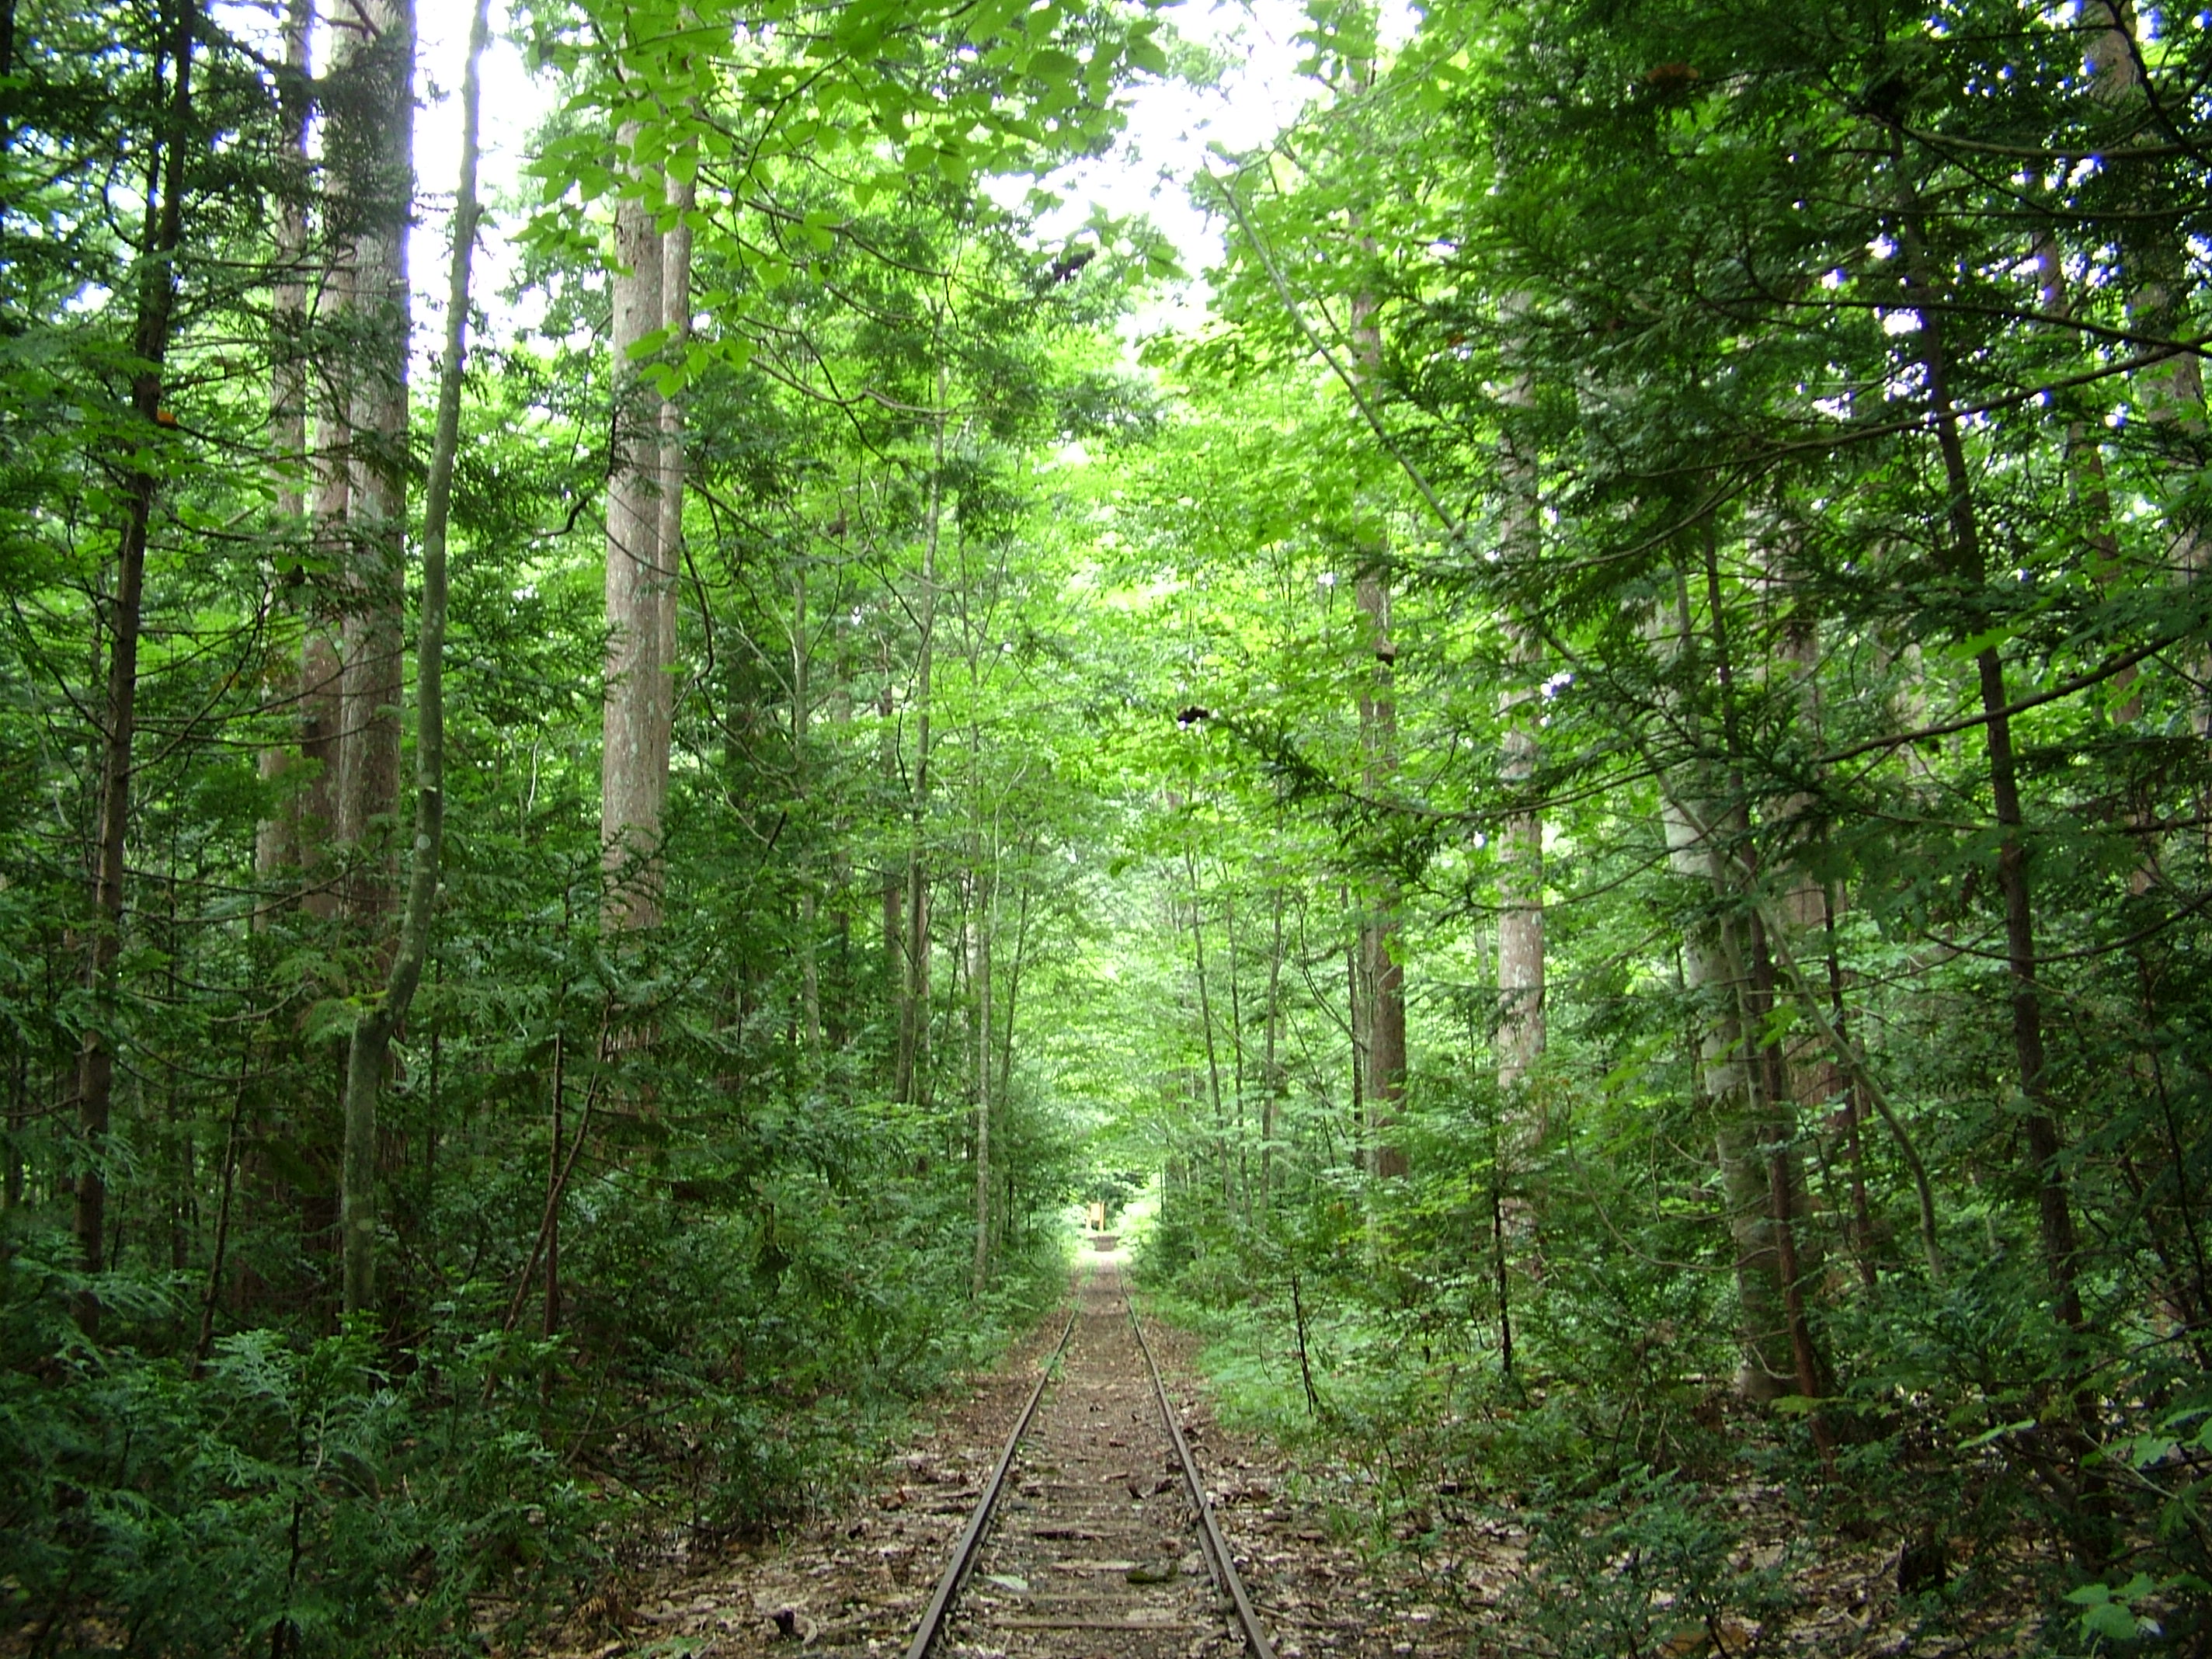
[1126,1296,1279,1659]
[901,1307,1077,1659]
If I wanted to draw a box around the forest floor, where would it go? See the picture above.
[519,1247,2043,1659]
[523,1240,1483,1659]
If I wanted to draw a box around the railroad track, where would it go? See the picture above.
[903,1251,1278,1659]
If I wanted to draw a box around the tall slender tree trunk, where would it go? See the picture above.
[75,0,196,1333]
[1650,575,1824,1403]
[1344,901,1365,1173]
[895,714,932,1105]
[794,562,822,1067]
[2083,1,2209,740]
[658,165,692,754]
[1223,882,1249,1219]
[2029,235,2137,726]
[301,120,349,926]
[1261,885,1285,1209]
[826,593,855,1054]
[255,0,314,913]
[289,0,351,1284]
[340,0,481,1314]
[329,0,415,1312]
[544,1024,564,1335]
[996,861,1030,1110]
[1664,787,1799,1400]
[1744,908,1832,1421]
[602,127,669,926]
[970,855,993,1297]
[1753,537,1875,1288]
[895,385,944,1104]
[1350,292,1407,1181]
[1895,159,2085,1329]
[879,651,901,1011]
[1496,702,1543,1088]
[1701,538,1830,1413]
[1185,847,1229,1202]
[332,0,412,931]
[1495,367,1545,1104]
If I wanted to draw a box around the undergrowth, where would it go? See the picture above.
[1131,1198,2203,1659]
[2,1198,1073,1657]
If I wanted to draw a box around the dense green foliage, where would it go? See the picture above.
[1112,1,2212,1652]
[1,0,1157,1647]
[5,0,2212,1652]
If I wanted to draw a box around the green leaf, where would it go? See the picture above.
[1027,47,1081,83]
[2082,1602,2139,1641]
[965,0,1026,37]
[2124,1435,2179,1469]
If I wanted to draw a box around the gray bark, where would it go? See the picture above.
[332,0,413,928]
[601,127,669,925]
[1495,373,1546,1103]
[794,562,821,1064]
[1350,292,1407,1181]
[341,0,482,1315]
[254,0,314,913]
[1649,579,1818,1402]
[970,861,993,1297]
[894,381,944,1104]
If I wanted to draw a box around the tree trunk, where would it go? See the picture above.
[1261,885,1285,1209]
[879,648,901,1011]
[295,0,350,928]
[1650,574,1824,1403]
[895,385,944,1104]
[544,1029,564,1335]
[254,0,314,915]
[1344,907,1365,1173]
[332,0,412,930]
[1350,293,1407,1181]
[2085,1,2209,739]
[1895,159,2085,1329]
[658,166,692,763]
[826,595,854,1054]
[601,127,668,926]
[75,0,196,1334]
[340,0,480,1313]
[996,862,1030,1110]
[1185,848,1229,1202]
[2029,234,2137,725]
[1496,356,1545,1104]
[1754,539,1873,1289]
[1702,537,1830,1410]
[1223,882,1249,1219]
[971,860,993,1297]
[301,315,346,925]
[794,562,822,1067]
[1496,704,1544,1092]
[1673,844,1801,1400]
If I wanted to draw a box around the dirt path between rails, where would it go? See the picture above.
[528,1240,1490,1659]
[937,1250,1231,1658]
